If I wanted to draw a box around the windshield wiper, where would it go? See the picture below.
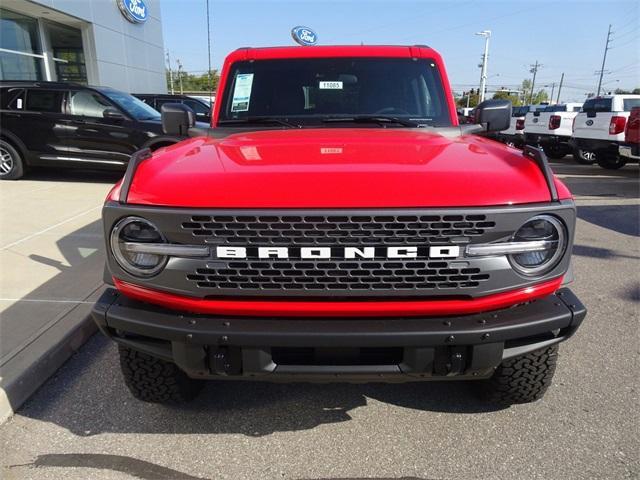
[218,117,301,128]
[322,116,420,128]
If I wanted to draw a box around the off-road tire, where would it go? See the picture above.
[0,139,25,180]
[481,345,558,405]
[543,144,567,160]
[596,151,627,170]
[572,148,596,165]
[118,345,203,404]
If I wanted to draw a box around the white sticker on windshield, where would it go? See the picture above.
[319,81,343,90]
[231,73,254,112]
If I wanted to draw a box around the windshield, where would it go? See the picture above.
[100,89,161,120]
[218,57,452,127]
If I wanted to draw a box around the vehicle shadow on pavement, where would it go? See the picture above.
[549,158,639,199]
[21,168,123,184]
[7,452,430,480]
[576,204,639,237]
[8,453,210,480]
[15,334,506,439]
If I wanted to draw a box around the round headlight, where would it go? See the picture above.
[110,217,167,277]
[509,215,566,276]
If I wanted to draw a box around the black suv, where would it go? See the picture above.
[0,81,185,180]
[134,94,212,123]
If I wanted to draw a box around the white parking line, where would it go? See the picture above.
[0,205,102,251]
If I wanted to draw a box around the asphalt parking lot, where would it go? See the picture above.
[1,159,638,480]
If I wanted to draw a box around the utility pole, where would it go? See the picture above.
[556,73,564,104]
[166,51,174,94]
[177,59,184,94]
[466,91,470,109]
[596,24,612,96]
[475,30,491,103]
[548,83,556,103]
[529,61,542,104]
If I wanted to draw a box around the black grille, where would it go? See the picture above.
[186,260,490,292]
[181,214,496,246]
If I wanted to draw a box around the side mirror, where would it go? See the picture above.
[103,107,125,120]
[161,103,195,136]
[473,99,512,132]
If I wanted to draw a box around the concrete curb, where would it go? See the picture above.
[0,289,102,424]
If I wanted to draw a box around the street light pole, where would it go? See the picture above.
[475,30,491,103]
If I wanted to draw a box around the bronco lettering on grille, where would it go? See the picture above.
[215,246,461,259]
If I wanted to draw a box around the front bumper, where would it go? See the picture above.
[93,288,586,383]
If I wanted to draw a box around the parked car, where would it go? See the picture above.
[134,94,212,123]
[524,103,583,159]
[93,45,585,407]
[570,94,640,169]
[0,81,187,180]
[618,106,640,162]
[496,104,547,147]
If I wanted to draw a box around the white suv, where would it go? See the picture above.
[570,95,640,169]
[524,103,583,159]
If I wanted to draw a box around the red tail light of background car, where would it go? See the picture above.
[549,115,561,130]
[609,116,626,135]
[516,119,525,130]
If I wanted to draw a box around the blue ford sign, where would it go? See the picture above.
[117,0,148,24]
[291,26,318,46]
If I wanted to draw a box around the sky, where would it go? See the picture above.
[160,0,639,102]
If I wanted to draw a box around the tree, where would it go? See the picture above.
[493,90,522,106]
[614,87,640,95]
[456,89,480,108]
[166,69,220,93]
[531,89,549,104]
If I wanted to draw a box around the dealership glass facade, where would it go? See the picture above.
[0,8,44,80]
[0,1,165,92]
[0,7,87,83]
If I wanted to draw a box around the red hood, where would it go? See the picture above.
[126,129,569,208]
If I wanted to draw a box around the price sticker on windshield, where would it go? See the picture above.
[319,81,343,90]
[231,73,254,112]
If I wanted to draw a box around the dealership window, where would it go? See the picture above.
[0,8,45,80]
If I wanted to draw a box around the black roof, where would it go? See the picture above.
[0,81,120,93]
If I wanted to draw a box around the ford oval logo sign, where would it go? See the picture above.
[586,119,594,126]
[291,26,318,46]
[117,0,148,24]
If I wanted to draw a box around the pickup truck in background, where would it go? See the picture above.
[496,104,547,148]
[524,103,584,160]
[619,106,640,163]
[570,94,640,169]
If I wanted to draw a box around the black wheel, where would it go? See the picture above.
[572,148,596,164]
[0,139,25,180]
[118,345,203,404]
[480,345,558,405]
[596,152,627,170]
[543,144,567,160]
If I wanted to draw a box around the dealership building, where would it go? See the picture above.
[0,0,166,93]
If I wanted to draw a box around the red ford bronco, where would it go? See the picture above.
[92,45,586,405]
